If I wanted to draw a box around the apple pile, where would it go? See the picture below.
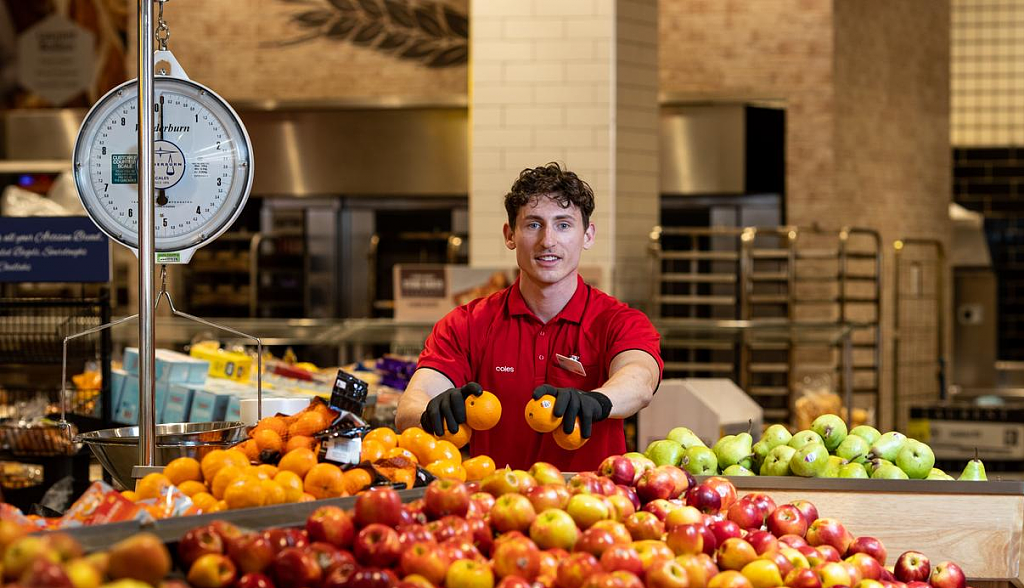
[172,457,974,588]
[0,520,173,588]
[644,415,987,481]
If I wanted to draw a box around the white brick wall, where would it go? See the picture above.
[469,0,659,304]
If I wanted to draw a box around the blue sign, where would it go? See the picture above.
[0,217,110,282]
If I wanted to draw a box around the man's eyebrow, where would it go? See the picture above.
[523,214,576,221]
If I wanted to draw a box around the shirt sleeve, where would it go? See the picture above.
[605,307,664,379]
[417,306,472,387]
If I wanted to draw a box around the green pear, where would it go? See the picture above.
[715,432,754,470]
[752,440,772,469]
[645,439,685,467]
[722,464,755,476]
[822,455,845,478]
[681,446,719,476]
[666,427,707,450]
[835,434,871,465]
[811,414,848,452]
[790,442,830,477]
[958,457,988,481]
[838,462,869,478]
[868,431,907,462]
[760,424,793,449]
[895,439,935,479]
[865,458,893,476]
[788,430,825,451]
[926,468,954,480]
[871,462,909,479]
[760,445,797,476]
[849,425,882,445]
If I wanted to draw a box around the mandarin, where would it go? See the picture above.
[465,391,502,430]
[163,457,202,486]
[190,492,217,512]
[236,439,261,463]
[261,480,286,505]
[360,439,386,463]
[525,395,562,433]
[285,435,316,453]
[278,447,317,478]
[274,470,305,503]
[120,490,138,502]
[224,479,265,510]
[425,460,463,481]
[253,416,288,438]
[364,427,399,450]
[461,455,497,481]
[253,429,284,453]
[342,468,374,495]
[385,447,419,464]
[303,463,346,499]
[210,465,244,500]
[224,448,251,468]
[439,424,471,449]
[552,420,588,450]
[177,480,208,498]
[427,439,462,464]
[255,464,279,479]
[134,473,171,500]
[288,412,329,438]
[200,449,230,482]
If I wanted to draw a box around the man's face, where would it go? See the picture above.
[503,195,595,288]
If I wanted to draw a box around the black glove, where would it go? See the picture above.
[532,384,612,439]
[420,382,483,436]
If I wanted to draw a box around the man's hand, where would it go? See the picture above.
[420,382,483,435]
[532,384,612,439]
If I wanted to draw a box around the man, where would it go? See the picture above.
[395,163,662,471]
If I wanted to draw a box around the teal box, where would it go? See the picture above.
[155,381,170,423]
[124,348,209,384]
[115,376,139,424]
[225,395,244,423]
[189,390,230,422]
[110,369,128,417]
[163,383,195,423]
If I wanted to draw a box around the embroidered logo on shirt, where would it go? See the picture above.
[495,366,515,373]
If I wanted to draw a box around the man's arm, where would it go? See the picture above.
[592,350,660,418]
[395,368,455,431]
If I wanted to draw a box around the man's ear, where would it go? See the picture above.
[503,223,515,250]
[583,222,596,250]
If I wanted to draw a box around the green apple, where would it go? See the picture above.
[681,446,718,476]
[666,427,706,450]
[722,464,755,476]
[788,430,825,450]
[834,434,871,465]
[926,468,954,480]
[871,462,909,479]
[868,431,907,462]
[811,414,848,451]
[895,439,935,479]
[849,425,881,445]
[838,462,869,478]
[645,439,685,467]
[760,445,796,476]
[790,442,829,477]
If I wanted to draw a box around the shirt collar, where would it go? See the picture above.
[507,274,588,324]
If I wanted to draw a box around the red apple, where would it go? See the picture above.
[306,506,356,549]
[441,537,484,564]
[188,554,237,588]
[430,515,473,544]
[798,545,826,568]
[613,570,645,588]
[468,516,495,556]
[529,462,566,486]
[656,466,690,499]
[226,533,276,575]
[636,469,678,504]
[645,558,690,588]
[472,491,497,513]
[235,572,275,588]
[741,494,776,520]
[710,520,743,546]
[513,470,539,494]
[785,568,823,588]
[493,537,541,580]
[843,560,864,586]
[209,521,244,544]
[346,568,399,588]
[708,570,754,588]
[905,582,930,588]
[606,494,637,522]
[696,553,720,587]
[591,520,634,546]
[262,528,308,554]
[686,483,722,514]
[446,559,494,588]
[762,549,795,579]
[664,506,704,530]
[727,500,764,532]
[716,538,758,571]
[780,535,809,550]
[624,512,665,541]
[581,572,626,588]
[567,494,612,529]
[665,523,704,556]
[845,553,882,581]
[789,501,818,526]
[767,505,808,538]
[600,456,637,487]
[19,558,73,588]
[847,536,887,566]
[423,478,471,519]
[806,519,853,555]
[491,493,538,534]
[815,561,852,588]
[779,546,811,572]
[745,530,779,555]
[399,541,450,585]
[539,548,561,581]
[530,509,579,551]
[355,486,404,528]
[703,477,737,511]
[396,524,435,550]
[674,554,708,588]
[632,540,675,570]
[271,547,321,588]
[642,499,678,522]
[567,473,602,495]
[576,527,619,558]
[698,524,718,557]
[928,562,965,588]
[600,545,644,575]
[178,526,224,568]
[526,485,571,513]
[353,523,402,568]
[304,542,350,577]
[817,545,842,563]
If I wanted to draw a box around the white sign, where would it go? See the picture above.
[17,14,95,106]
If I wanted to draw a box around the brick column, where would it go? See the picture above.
[469,0,659,306]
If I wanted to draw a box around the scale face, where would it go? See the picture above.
[73,66,253,263]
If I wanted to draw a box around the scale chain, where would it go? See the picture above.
[155,0,171,51]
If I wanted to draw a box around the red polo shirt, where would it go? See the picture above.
[416,275,663,472]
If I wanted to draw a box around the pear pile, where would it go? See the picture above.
[644,414,988,481]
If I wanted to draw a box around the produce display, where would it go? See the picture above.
[0,457,978,588]
[643,415,988,481]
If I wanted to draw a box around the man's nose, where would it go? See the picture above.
[541,226,557,247]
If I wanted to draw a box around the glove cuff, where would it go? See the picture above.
[587,391,613,420]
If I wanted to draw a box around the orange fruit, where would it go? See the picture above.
[274,470,305,503]
[525,395,562,433]
[552,420,588,450]
[361,440,386,463]
[462,455,497,481]
[135,473,171,500]
[120,490,138,502]
[253,429,284,453]
[425,460,464,481]
[285,435,316,453]
[253,416,288,438]
[177,480,208,497]
[385,447,419,464]
[427,439,462,464]
[342,468,374,495]
[200,449,230,482]
[311,401,339,423]
[236,440,261,462]
[191,492,217,512]
[210,465,244,500]
[399,430,437,463]
[214,500,228,512]
[224,478,265,510]
[465,391,502,431]
[364,428,399,450]
[439,425,471,449]
[261,480,286,505]
[299,493,316,503]
[244,466,271,481]
[278,448,317,478]
[398,427,431,452]
[163,457,202,485]
[288,412,329,438]
[304,463,346,499]
[256,464,279,478]
[224,448,251,468]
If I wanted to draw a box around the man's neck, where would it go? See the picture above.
[519,273,579,324]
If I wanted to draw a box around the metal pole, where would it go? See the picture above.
[137,0,157,469]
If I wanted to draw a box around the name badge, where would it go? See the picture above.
[555,353,587,376]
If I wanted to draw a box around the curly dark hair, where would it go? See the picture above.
[504,163,595,229]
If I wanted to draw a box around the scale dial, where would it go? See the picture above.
[73,76,253,258]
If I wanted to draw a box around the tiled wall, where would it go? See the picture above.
[469,0,659,304]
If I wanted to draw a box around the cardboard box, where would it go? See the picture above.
[636,379,763,450]
[188,389,231,422]
[163,383,197,424]
[123,347,209,384]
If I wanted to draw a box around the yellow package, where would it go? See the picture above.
[189,345,253,382]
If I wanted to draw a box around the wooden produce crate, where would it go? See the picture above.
[728,477,1024,586]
